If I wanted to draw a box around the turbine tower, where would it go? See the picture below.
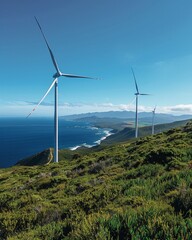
[27,17,97,163]
[131,68,150,138]
[152,106,156,135]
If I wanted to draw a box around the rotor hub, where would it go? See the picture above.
[53,72,62,78]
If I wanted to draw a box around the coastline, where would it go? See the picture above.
[69,127,114,151]
[0,118,115,168]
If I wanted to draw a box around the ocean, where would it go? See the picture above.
[0,118,112,168]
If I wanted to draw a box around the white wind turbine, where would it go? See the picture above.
[131,68,150,138]
[152,106,156,135]
[27,17,97,163]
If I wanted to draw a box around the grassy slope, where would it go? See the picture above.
[102,119,190,145]
[1,122,192,239]
[16,148,53,166]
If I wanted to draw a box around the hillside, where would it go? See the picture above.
[0,122,192,239]
[16,148,53,166]
[102,119,190,145]
[16,120,190,167]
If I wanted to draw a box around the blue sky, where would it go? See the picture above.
[1,0,192,116]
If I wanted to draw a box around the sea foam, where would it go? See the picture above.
[70,128,113,151]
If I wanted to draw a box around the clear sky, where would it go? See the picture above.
[1,0,192,116]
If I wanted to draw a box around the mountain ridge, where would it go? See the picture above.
[62,110,192,123]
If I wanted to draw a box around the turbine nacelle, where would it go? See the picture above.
[152,106,156,114]
[53,72,62,78]
[135,92,149,96]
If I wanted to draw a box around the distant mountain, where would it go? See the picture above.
[62,111,136,120]
[62,111,192,125]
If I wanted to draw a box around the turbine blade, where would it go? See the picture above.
[126,96,137,110]
[131,67,139,93]
[62,73,98,80]
[34,16,60,74]
[129,96,137,105]
[27,79,57,118]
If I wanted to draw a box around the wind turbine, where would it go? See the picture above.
[152,106,156,135]
[131,68,150,138]
[27,17,97,163]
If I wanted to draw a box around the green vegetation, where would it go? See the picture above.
[1,122,192,239]
[16,148,53,166]
[102,119,189,145]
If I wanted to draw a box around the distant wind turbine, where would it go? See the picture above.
[27,17,97,163]
[131,68,150,138]
[152,106,156,135]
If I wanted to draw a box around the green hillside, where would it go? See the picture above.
[16,148,53,166]
[1,122,192,239]
[102,119,190,145]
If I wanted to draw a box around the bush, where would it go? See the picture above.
[171,182,192,217]
[144,147,185,165]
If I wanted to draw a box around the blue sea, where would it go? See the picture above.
[0,118,111,168]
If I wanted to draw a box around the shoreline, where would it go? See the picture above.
[69,127,114,151]
[2,120,115,168]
